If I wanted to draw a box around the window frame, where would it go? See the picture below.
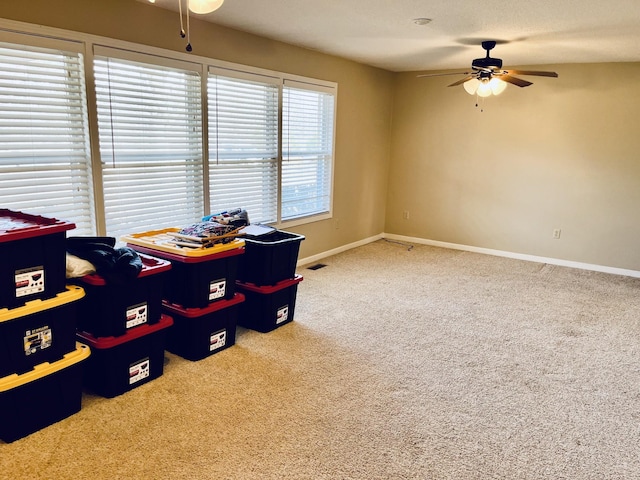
[93,46,206,240]
[0,30,96,235]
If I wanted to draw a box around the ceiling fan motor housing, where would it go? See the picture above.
[473,40,502,70]
[472,56,503,70]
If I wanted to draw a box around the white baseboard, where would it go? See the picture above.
[384,233,640,279]
[298,232,640,278]
[297,233,383,267]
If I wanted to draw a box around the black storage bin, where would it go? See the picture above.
[0,285,84,378]
[237,230,304,286]
[158,249,242,309]
[162,293,244,361]
[236,275,303,333]
[0,209,75,309]
[77,314,173,398]
[0,343,90,443]
[73,253,171,337]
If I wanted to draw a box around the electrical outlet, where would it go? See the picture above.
[403,210,410,220]
[335,218,340,230]
[553,228,561,239]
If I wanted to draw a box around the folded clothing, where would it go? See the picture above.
[178,221,236,238]
[202,208,249,228]
[67,236,143,284]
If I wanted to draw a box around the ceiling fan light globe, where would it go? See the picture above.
[188,0,224,14]
[489,78,507,95]
[463,78,480,95]
[477,80,493,97]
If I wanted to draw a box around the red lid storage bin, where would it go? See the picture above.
[73,253,171,337]
[162,293,244,361]
[0,285,84,378]
[236,275,303,333]
[0,343,90,443]
[77,314,173,398]
[0,209,75,309]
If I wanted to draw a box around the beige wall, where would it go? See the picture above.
[3,1,640,271]
[0,0,394,261]
[388,62,640,270]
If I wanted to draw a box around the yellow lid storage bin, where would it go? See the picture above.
[0,285,84,378]
[121,227,244,258]
[0,343,90,443]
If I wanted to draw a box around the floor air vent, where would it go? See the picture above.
[307,263,327,270]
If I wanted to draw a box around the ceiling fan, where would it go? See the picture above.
[418,41,558,97]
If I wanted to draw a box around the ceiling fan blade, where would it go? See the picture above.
[504,69,558,78]
[417,71,471,78]
[497,74,532,87]
[448,75,475,87]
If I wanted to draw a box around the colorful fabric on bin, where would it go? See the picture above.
[178,221,236,238]
[67,236,143,285]
[202,208,249,228]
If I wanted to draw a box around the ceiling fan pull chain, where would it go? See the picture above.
[178,0,186,38]
[186,1,193,51]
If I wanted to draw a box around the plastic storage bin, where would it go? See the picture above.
[73,253,172,337]
[76,314,173,398]
[236,275,303,333]
[237,230,304,286]
[0,342,90,443]
[162,293,244,361]
[123,228,245,309]
[0,209,75,309]
[0,285,84,378]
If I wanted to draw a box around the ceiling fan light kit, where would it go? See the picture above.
[463,77,507,97]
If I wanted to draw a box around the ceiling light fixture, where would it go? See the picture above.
[463,77,507,97]
[188,0,225,14]
[412,18,432,26]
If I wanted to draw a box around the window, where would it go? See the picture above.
[208,69,279,224]
[0,39,94,234]
[94,48,204,239]
[0,23,336,236]
[282,81,335,221]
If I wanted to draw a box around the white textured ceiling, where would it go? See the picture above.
[140,0,640,72]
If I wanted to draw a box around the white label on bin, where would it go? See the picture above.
[24,326,52,356]
[276,305,289,325]
[209,329,227,351]
[15,266,45,298]
[208,279,226,301]
[129,357,150,385]
[126,302,148,329]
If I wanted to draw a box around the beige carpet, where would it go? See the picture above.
[2,240,640,479]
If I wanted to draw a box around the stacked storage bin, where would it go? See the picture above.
[0,209,89,442]
[235,230,305,333]
[122,228,245,361]
[73,253,174,398]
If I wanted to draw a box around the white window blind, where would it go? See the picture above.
[0,41,94,234]
[94,53,204,239]
[208,70,278,224]
[282,81,335,221]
